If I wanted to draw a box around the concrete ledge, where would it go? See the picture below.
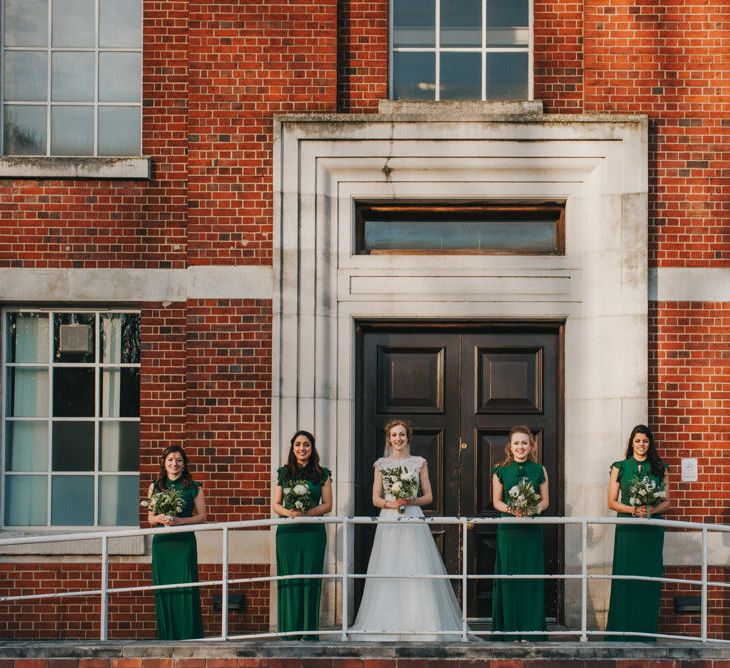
[0,156,151,179]
[0,640,729,661]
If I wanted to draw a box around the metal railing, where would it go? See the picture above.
[1,515,729,643]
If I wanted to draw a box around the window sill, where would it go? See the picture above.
[0,530,146,556]
[378,99,544,117]
[0,156,151,180]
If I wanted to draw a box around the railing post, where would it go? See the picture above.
[461,517,468,641]
[580,520,588,642]
[221,526,229,640]
[341,517,349,641]
[701,526,708,642]
[100,535,109,641]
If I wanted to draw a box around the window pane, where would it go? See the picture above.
[3,51,48,101]
[52,421,94,471]
[393,0,435,48]
[99,52,141,102]
[487,52,528,100]
[52,52,94,102]
[4,475,47,525]
[440,52,482,100]
[52,0,94,47]
[440,0,481,47]
[99,0,142,48]
[3,105,47,155]
[6,368,49,417]
[54,313,95,363]
[53,368,94,417]
[98,107,141,156]
[100,422,139,471]
[5,421,48,471]
[364,219,557,251]
[487,0,529,47]
[98,475,139,525]
[50,106,93,155]
[4,0,48,47]
[8,312,50,363]
[100,369,140,417]
[393,52,435,100]
[101,314,141,364]
[51,475,93,525]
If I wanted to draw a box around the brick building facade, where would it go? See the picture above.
[0,0,727,640]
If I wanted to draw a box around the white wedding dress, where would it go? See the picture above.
[348,455,466,641]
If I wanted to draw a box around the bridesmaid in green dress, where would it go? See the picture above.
[491,425,549,641]
[606,424,670,641]
[147,444,206,640]
[273,430,333,639]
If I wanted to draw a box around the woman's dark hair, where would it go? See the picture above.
[283,430,323,483]
[625,424,665,477]
[154,444,194,491]
[499,425,539,466]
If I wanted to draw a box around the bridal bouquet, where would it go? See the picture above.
[381,466,419,514]
[141,486,184,519]
[282,480,314,513]
[628,475,666,509]
[506,477,542,517]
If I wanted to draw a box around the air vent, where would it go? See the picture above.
[59,324,92,353]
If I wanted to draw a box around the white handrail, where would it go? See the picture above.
[1,514,729,643]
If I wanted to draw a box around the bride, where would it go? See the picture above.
[349,419,466,641]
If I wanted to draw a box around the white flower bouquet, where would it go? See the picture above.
[141,486,184,519]
[381,466,419,514]
[506,477,542,517]
[282,479,314,513]
[628,474,666,509]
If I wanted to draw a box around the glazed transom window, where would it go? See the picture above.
[390,0,531,101]
[356,202,564,255]
[1,0,142,156]
[2,310,141,528]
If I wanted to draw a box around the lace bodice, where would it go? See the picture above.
[374,455,425,501]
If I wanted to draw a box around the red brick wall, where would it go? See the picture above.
[187,0,337,266]
[183,299,272,522]
[0,563,269,639]
[660,566,730,640]
[583,0,730,268]
[649,302,730,526]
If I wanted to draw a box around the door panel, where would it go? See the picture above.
[357,324,562,621]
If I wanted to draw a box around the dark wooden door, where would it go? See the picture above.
[356,323,562,621]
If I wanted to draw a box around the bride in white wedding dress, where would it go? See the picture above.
[349,419,466,641]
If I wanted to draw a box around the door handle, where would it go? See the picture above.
[459,441,468,450]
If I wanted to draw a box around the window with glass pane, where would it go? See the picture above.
[391,0,531,101]
[2,310,140,527]
[356,202,564,254]
[1,0,142,156]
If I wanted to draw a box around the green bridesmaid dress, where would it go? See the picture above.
[151,478,204,640]
[606,458,667,641]
[491,461,547,641]
[276,466,331,639]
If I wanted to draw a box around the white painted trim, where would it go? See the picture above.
[0,156,151,179]
[0,266,274,302]
[649,267,730,303]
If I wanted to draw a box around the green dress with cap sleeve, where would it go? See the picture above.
[606,457,668,641]
[151,478,204,640]
[491,461,547,641]
[276,466,331,639]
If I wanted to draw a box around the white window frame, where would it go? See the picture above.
[388,0,534,101]
[0,0,143,158]
[1,307,141,530]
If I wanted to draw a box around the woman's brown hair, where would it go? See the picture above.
[498,426,538,466]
